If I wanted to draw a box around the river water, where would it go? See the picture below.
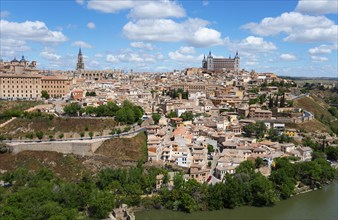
[136,182,337,220]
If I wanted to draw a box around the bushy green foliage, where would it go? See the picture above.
[167,88,189,100]
[243,122,267,138]
[179,111,194,121]
[85,91,96,97]
[63,102,82,116]
[63,101,144,125]
[0,158,334,218]
[167,110,177,118]
[41,90,50,99]
[152,113,161,124]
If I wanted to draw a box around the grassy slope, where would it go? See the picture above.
[294,95,337,133]
[0,132,148,179]
[0,100,42,112]
[0,117,117,138]
[0,100,43,124]
[95,132,147,162]
[0,151,88,181]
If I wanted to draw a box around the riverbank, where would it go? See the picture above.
[136,181,338,220]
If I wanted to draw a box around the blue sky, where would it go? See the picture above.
[0,0,337,77]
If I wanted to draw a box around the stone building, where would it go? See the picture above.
[0,56,38,74]
[41,75,71,98]
[73,48,122,80]
[202,51,240,72]
[0,57,71,99]
[0,74,41,99]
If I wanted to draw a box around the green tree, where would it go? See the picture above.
[25,132,34,139]
[325,146,338,161]
[89,131,94,139]
[274,95,279,107]
[250,173,278,206]
[58,133,64,139]
[279,93,285,108]
[207,144,215,153]
[63,103,82,116]
[88,190,115,219]
[41,90,50,99]
[167,110,177,118]
[152,113,161,124]
[180,111,194,121]
[80,131,85,139]
[268,94,274,109]
[236,160,255,175]
[255,157,264,168]
[36,131,44,140]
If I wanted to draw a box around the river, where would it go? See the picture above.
[136,182,337,220]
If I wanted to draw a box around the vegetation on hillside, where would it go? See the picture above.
[63,100,144,125]
[0,116,116,140]
[294,95,338,135]
[0,100,42,123]
[0,157,334,218]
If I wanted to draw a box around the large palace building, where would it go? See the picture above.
[202,51,240,72]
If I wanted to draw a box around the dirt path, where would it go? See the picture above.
[0,117,16,128]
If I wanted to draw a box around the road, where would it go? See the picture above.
[3,127,146,144]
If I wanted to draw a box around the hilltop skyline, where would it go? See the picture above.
[0,0,337,77]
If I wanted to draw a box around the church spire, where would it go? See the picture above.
[76,48,84,70]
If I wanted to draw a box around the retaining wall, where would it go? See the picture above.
[8,139,107,156]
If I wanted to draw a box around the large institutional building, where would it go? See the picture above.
[0,57,71,100]
[202,51,240,72]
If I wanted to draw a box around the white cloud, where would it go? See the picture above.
[0,11,10,18]
[202,1,209,6]
[0,38,30,58]
[178,46,196,54]
[226,36,277,53]
[308,44,337,55]
[87,0,185,19]
[87,22,96,29]
[280,53,297,61]
[311,55,328,62]
[40,47,61,61]
[245,61,258,66]
[130,41,155,50]
[75,0,85,5]
[72,41,93,48]
[296,0,338,14]
[123,18,223,47]
[87,0,136,13]
[129,1,185,19]
[0,19,68,43]
[106,50,161,63]
[94,53,103,58]
[242,12,337,43]
[168,46,204,65]
[189,27,223,47]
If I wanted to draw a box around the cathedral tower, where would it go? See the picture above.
[76,48,84,70]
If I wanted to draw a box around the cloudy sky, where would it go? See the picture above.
[0,0,337,77]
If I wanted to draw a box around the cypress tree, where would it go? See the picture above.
[274,95,279,107]
[280,93,285,108]
[268,94,273,109]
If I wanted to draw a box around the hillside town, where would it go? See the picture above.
[1,50,337,187]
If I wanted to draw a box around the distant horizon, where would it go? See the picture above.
[1,0,337,77]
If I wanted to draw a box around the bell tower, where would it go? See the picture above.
[76,48,84,70]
